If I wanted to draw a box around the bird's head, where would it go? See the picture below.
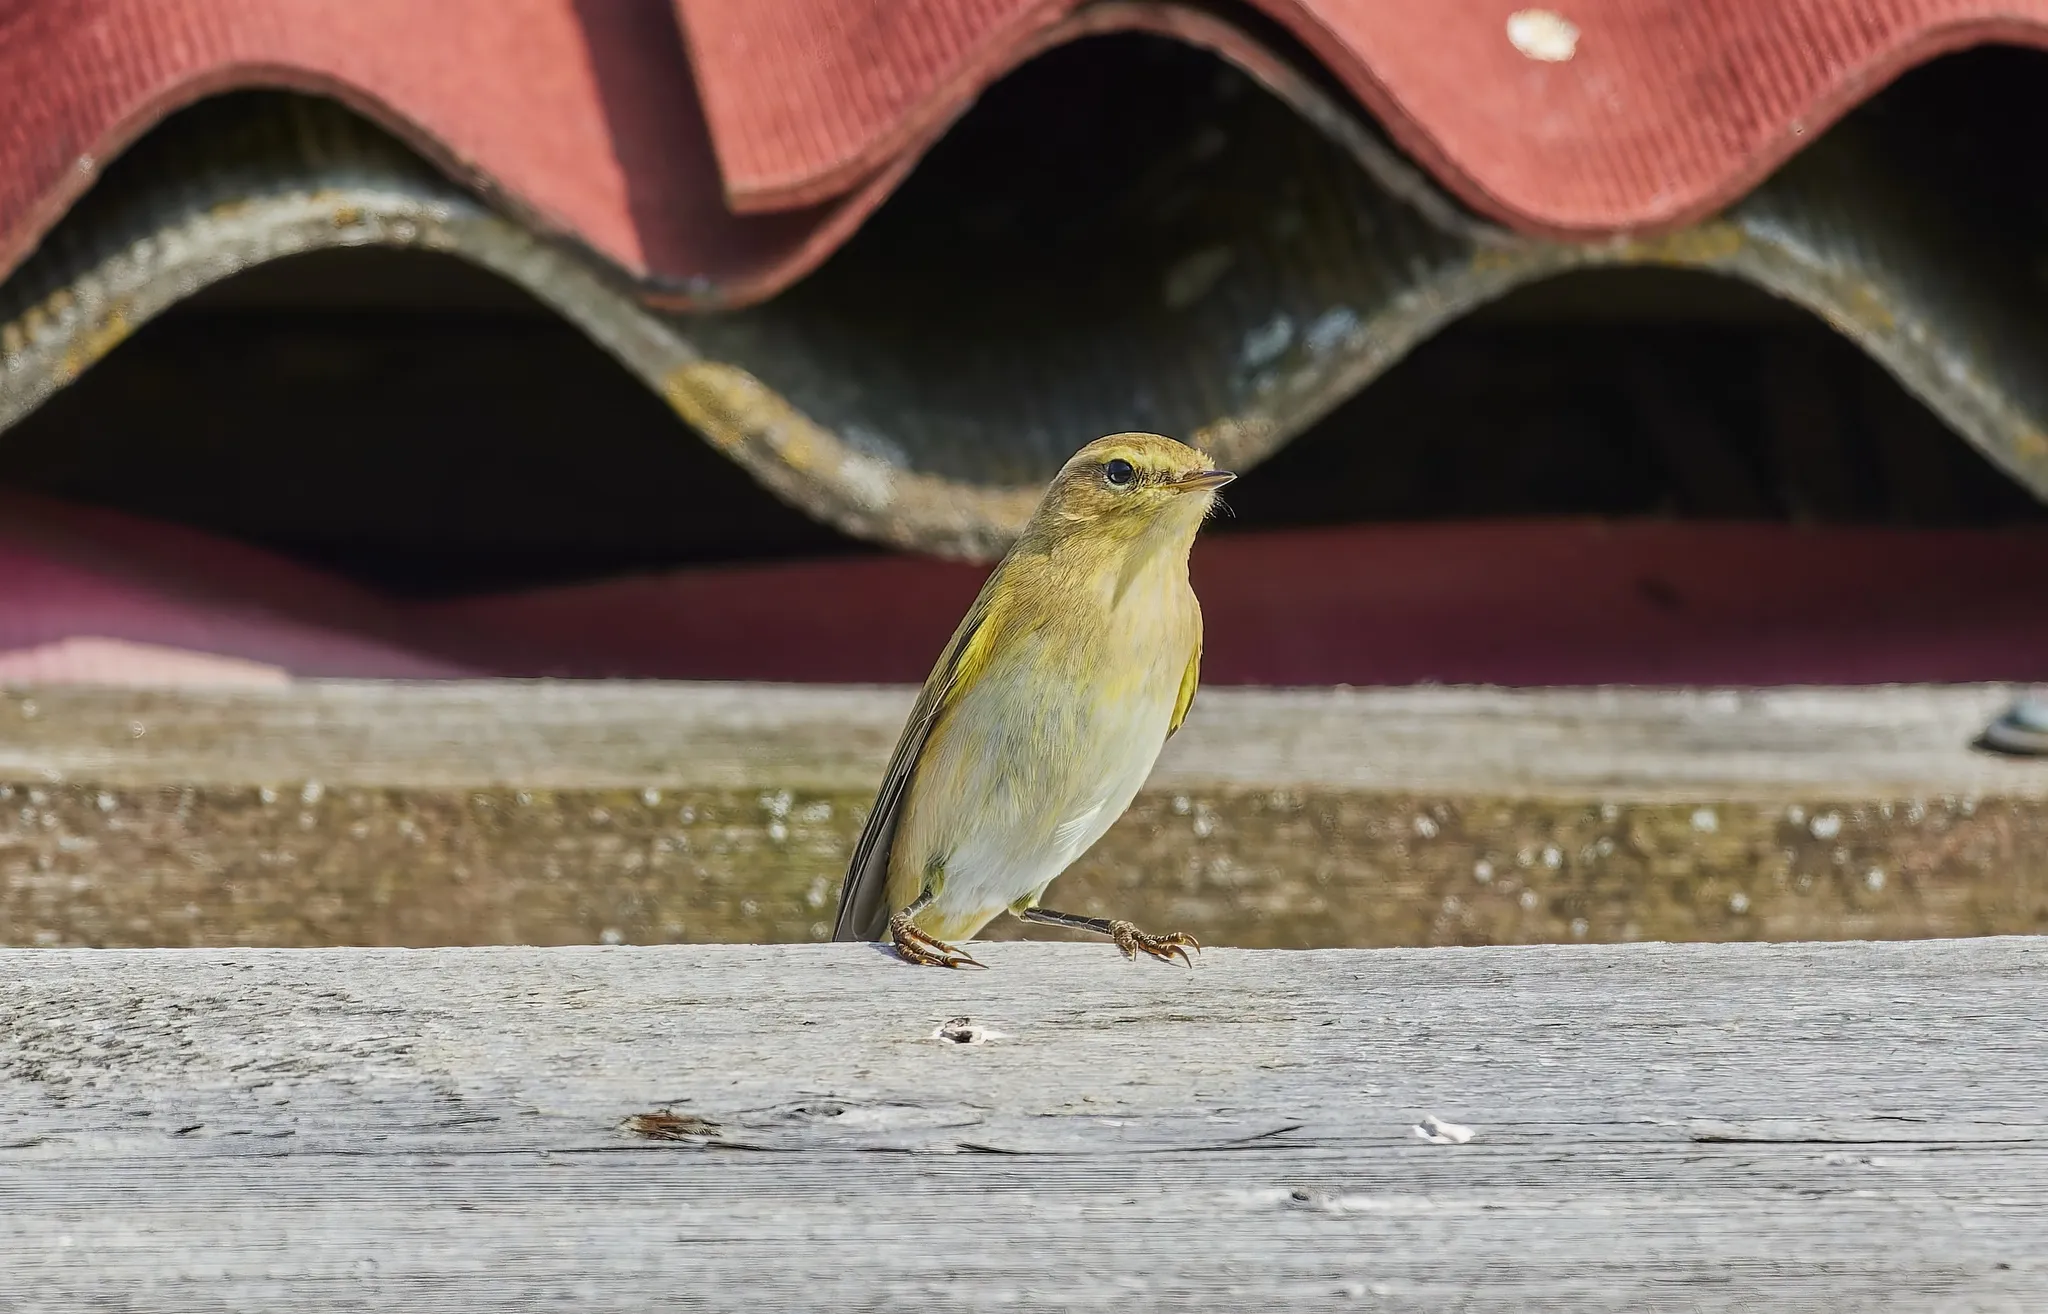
[1029,433,1235,550]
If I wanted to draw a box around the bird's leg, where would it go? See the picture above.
[1016,906,1200,966]
[889,891,985,969]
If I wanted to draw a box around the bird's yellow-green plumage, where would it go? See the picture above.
[832,433,1230,951]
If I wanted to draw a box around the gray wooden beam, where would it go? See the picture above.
[7,681,2046,796]
[2,938,2043,1311]
[4,681,2048,949]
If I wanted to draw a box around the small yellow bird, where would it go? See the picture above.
[832,432,1233,968]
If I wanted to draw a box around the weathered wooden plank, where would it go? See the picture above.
[6,681,2046,795]
[2,939,2043,1311]
[3,681,2046,949]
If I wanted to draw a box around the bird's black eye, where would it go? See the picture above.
[1104,458,1136,487]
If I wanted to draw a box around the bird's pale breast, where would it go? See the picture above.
[889,555,1199,941]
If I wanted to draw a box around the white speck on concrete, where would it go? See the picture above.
[933,1016,1005,1046]
[1414,1115,1475,1145]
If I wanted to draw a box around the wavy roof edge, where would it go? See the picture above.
[6,1,2048,311]
[674,0,2048,236]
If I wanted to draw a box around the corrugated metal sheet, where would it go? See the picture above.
[676,0,2048,237]
[0,0,830,304]
[10,1,2048,302]
[7,62,2048,557]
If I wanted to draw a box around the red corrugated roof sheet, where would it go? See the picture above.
[0,0,864,304]
[7,0,2048,306]
[674,0,2048,234]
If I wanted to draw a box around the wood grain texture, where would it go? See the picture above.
[3,681,2047,949]
[2,939,2044,1311]
[8,681,2048,795]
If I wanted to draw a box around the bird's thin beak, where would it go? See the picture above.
[1172,469,1237,492]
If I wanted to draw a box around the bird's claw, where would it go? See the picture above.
[1110,920,1200,966]
[890,911,987,969]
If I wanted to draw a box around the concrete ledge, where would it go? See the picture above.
[2,938,2043,1309]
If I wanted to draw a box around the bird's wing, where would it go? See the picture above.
[1167,638,1201,740]
[831,578,1005,942]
